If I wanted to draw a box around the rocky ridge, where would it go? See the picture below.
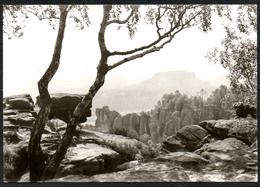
[95,104,195,142]
[3,93,258,182]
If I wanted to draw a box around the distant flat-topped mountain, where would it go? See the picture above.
[92,71,229,113]
[128,71,209,91]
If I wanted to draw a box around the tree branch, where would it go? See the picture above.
[24,6,60,20]
[109,6,188,56]
[107,6,136,25]
[98,5,112,56]
[3,8,11,35]
[108,28,181,71]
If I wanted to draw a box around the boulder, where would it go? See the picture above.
[8,98,33,110]
[195,138,257,174]
[55,143,120,177]
[233,102,257,119]
[195,137,249,155]
[199,119,257,145]
[162,125,211,152]
[36,93,92,123]
[4,94,34,107]
[176,125,211,151]
[162,136,186,152]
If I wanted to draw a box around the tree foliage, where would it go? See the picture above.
[207,5,257,101]
[3,5,90,38]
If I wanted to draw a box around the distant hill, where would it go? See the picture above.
[128,71,209,91]
[92,71,229,114]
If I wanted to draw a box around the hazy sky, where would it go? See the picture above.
[3,5,230,97]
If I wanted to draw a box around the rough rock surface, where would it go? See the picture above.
[154,152,210,168]
[50,153,192,182]
[55,143,120,177]
[195,137,257,176]
[195,137,249,154]
[45,119,67,134]
[4,94,34,108]
[162,125,211,152]
[95,106,120,133]
[199,119,257,145]
[8,98,33,110]
[3,94,36,128]
[36,93,92,123]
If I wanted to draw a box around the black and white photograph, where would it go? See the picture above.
[2,4,257,182]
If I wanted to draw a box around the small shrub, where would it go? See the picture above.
[4,141,29,182]
[127,128,139,140]
[139,133,151,145]
[104,141,138,163]
[138,142,161,161]
[112,128,128,137]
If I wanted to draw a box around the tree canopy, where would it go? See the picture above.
[207,5,257,100]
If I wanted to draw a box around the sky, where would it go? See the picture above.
[3,5,230,97]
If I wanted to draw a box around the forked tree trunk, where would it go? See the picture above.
[41,5,112,181]
[28,6,69,182]
[42,66,108,180]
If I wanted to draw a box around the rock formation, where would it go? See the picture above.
[233,102,257,119]
[199,119,257,145]
[36,93,92,123]
[162,125,211,152]
[3,94,36,128]
[95,106,120,133]
[95,102,194,142]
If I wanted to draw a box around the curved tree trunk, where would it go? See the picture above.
[28,6,69,182]
[41,5,112,181]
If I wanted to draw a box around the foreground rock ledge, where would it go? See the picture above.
[199,119,257,145]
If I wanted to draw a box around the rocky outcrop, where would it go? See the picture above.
[199,119,257,145]
[195,138,257,175]
[36,93,92,123]
[3,94,36,128]
[8,98,34,110]
[49,146,256,182]
[148,103,195,142]
[95,106,120,133]
[162,125,211,152]
[45,119,67,134]
[55,143,121,177]
[139,112,151,136]
[233,102,257,119]
[95,107,151,139]
[95,103,194,142]
[154,152,210,169]
[195,137,249,154]
[4,94,34,108]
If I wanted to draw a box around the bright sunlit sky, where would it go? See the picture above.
[3,5,230,97]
